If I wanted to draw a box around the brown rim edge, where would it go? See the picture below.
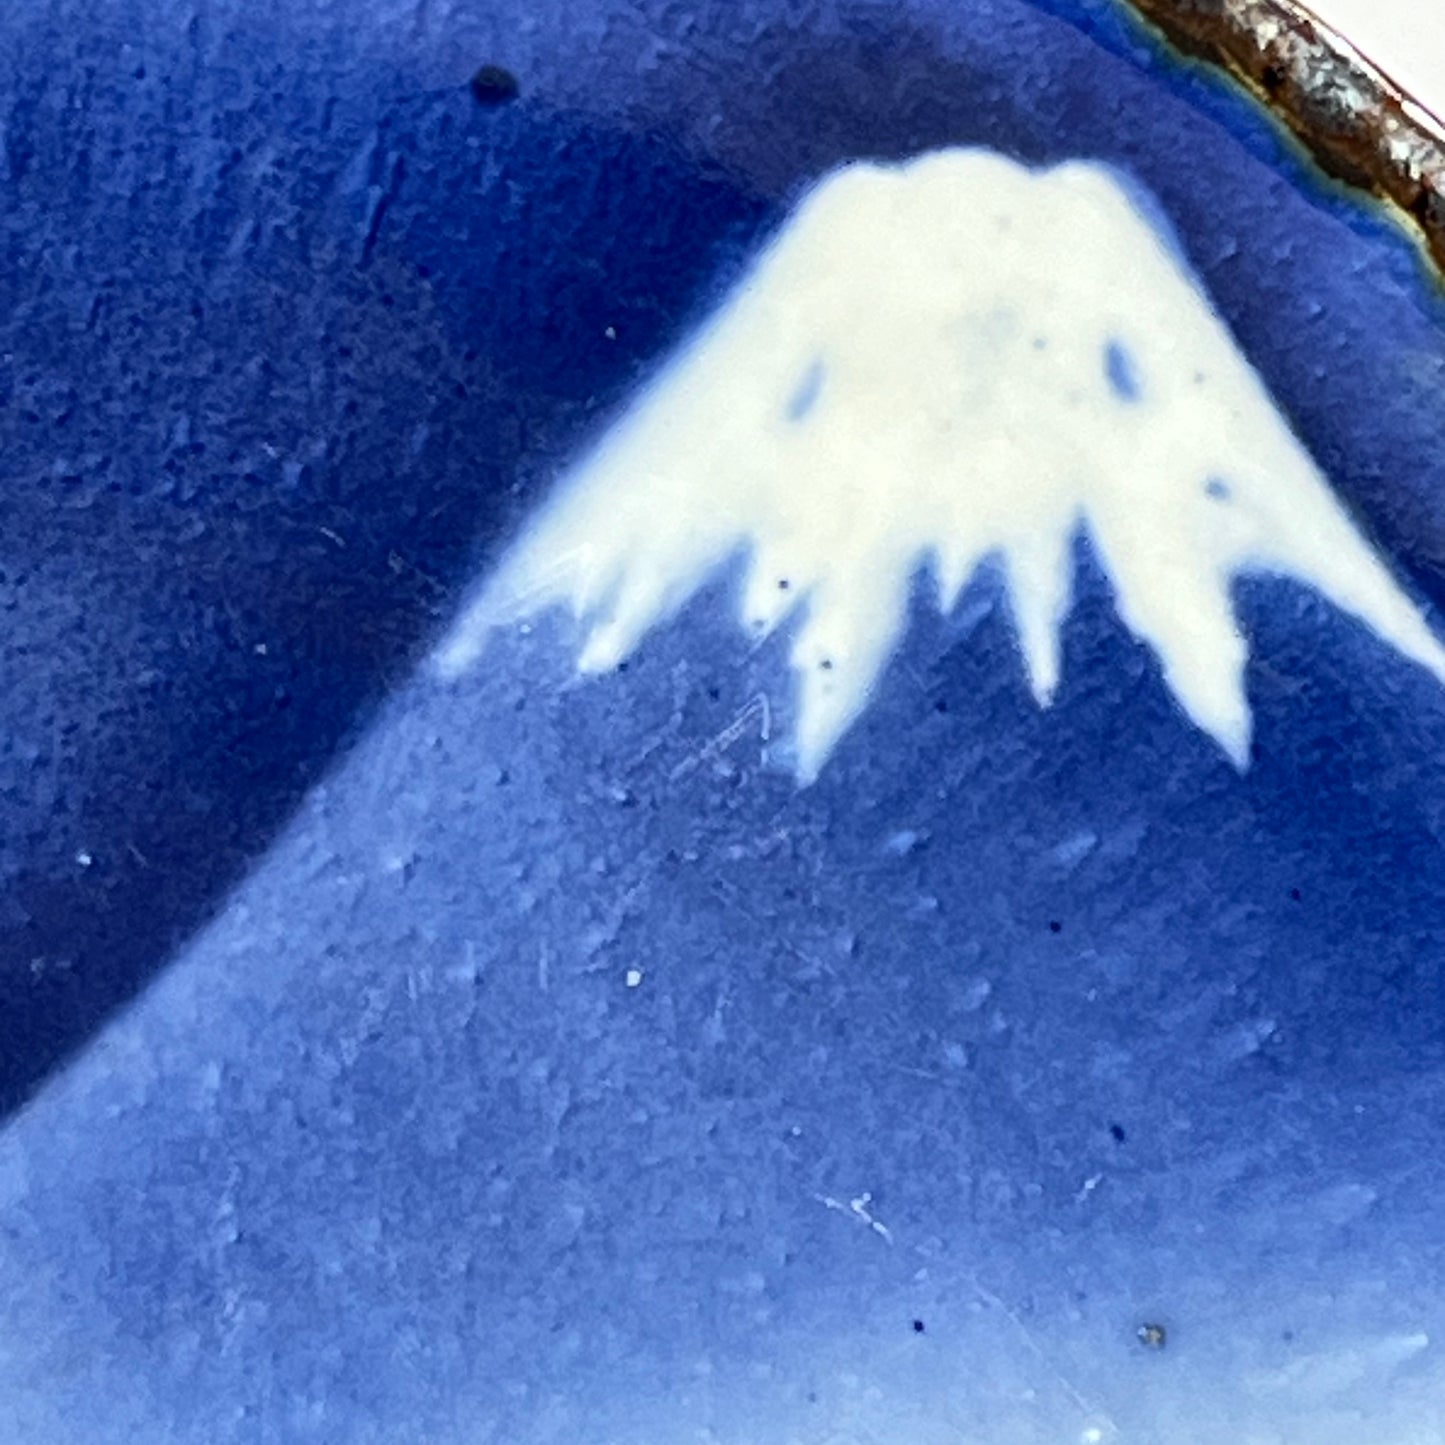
[1123,0,1445,279]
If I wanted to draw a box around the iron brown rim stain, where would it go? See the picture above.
[1123,0,1445,280]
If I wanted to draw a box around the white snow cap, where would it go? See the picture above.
[437,148,1445,780]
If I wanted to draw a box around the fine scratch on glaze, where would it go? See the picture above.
[437,149,1445,782]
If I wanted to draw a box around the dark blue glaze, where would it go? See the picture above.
[1,1,1444,1440]
[3,0,1443,1109]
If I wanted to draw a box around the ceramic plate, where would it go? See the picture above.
[2,2,1444,1442]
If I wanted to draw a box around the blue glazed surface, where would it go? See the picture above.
[4,0,1444,1102]
[2,1,1445,1440]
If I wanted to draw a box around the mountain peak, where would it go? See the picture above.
[437,149,1445,780]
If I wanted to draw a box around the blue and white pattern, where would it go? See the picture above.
[440,148,1445,780]
[2,1,1445,1443]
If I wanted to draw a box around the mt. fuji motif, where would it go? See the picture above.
[438,149,1445,780]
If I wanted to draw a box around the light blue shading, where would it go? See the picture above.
[786,357,826,420]
[1104,337,1143,402]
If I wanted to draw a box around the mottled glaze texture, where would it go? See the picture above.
[1,2,1445,1443]
[6,0,1445,1112]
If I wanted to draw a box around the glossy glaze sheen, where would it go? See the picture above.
[1,3,1445,1444]
[440,147,1445,779]
[1124,0,1445,276]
